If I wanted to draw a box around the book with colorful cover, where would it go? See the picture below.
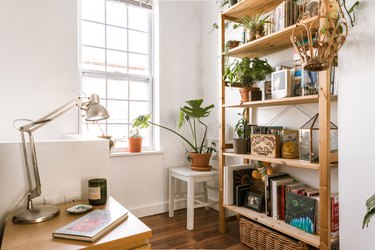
[53,209,128,242]
[285,192,317,234]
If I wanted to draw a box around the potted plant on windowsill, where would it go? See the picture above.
[133,99,216,171]
[128,115,151,153]
[223,57,273,103]
[233,110,250,154]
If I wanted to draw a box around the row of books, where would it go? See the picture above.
[223,164,339,236]
[263,0,300,36]
[265,172,339,236]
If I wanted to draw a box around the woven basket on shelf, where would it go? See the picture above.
[239,218,308,250]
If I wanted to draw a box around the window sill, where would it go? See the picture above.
[110,150,163,158]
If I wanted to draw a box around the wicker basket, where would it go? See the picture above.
[239,218,308,250]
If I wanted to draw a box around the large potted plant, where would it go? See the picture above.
[133,99,216,171]
[233,110,250,154]
[223,57,273,102]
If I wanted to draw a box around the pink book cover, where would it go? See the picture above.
[53,209,128,242]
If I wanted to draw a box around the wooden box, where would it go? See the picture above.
[250,134,280,158]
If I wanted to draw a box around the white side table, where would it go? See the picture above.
[168,166,218,230]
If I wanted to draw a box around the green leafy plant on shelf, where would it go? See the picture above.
[233,12,271,41]
[223,57,273,88]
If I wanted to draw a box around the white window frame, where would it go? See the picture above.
[78,0,154,151]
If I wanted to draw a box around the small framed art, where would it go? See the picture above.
[271,69,292,99]
[244,191,263,212]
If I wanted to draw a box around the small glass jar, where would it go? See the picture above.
[88,178,107,205]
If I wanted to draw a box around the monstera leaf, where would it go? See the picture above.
[178,99,214,129]
[363,194,375,228]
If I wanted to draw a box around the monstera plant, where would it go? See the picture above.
[363,194,375,228]
[133,99,216,171]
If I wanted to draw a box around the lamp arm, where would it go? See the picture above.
[18,96,86,201]
[20,97,84,133]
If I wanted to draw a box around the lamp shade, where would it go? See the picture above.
[85,94,110,121]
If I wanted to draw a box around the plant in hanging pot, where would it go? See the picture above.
[133,99,216,171]
[223,57,273,103]
[233,110,250,154]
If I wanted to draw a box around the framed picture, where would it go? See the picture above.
[236,184,250,206]
[271,69,291,99]
[244,191,263,212]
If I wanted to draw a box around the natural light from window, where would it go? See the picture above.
[79,0,153,150]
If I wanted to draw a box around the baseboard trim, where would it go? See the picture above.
[130,197,219,218]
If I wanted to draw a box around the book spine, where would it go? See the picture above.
[331,195,339,237]
[265,176,271,216]
[280,184,285,220]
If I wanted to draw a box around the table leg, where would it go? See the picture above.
[187,179,194,230]
[203,181,209,210]
[168,172,174,217]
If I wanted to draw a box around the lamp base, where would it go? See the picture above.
[12,205,60,224]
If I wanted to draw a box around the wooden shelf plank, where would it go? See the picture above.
[222,0,284,21]
[223,152,321,170]
[223,95,337,108]
[224,205,339,248]
[226,17,316,58]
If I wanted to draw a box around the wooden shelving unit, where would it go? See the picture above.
[226,16,316,58]
[218,1,336,249]
[224,205,339,248]
[223,95,337,108]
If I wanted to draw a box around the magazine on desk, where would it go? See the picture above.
[53,209,128,242]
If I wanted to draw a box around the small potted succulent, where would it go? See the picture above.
[134,99,216,171]
[128,114,151,152]
[233,110,250,154]
[223,57,273,102]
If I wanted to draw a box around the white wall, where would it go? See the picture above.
[339,1,375,249]
[109,1,221,217]
[0,0,79,142]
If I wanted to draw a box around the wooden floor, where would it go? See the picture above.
[140,208,249,249]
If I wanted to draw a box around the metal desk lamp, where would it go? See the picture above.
[12,94,109,224]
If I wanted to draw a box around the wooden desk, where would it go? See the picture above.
[2,197,152,250]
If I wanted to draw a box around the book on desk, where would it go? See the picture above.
[53,209,128,242]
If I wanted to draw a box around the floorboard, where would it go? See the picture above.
[140,208,249,249]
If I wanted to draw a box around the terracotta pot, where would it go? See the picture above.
[189,152,211,171]
[128,137,142,152]
[239,87,251,102]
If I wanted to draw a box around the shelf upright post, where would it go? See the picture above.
[219,13,227,234]
[319,2,332,249]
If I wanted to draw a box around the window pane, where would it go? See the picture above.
[107,100,128,123]
[107,50,128,73]
[107,124,128,139]
[81,21,105,47]
[82,74,106,98]
[129,80,149,100]
[106,0,127,27]
[129,6,149,32]
[129,30,148,54]
[81,121,105,137]
[108,77,128,99]
[81,46,105,71]
[81,0,104,23]
[129,53,148,75]
[129,101,149,121]
[107,26,127,51]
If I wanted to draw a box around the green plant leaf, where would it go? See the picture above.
[363,194,375,228]
[348,1,360,13]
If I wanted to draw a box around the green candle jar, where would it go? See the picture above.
[88,178,107,205]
